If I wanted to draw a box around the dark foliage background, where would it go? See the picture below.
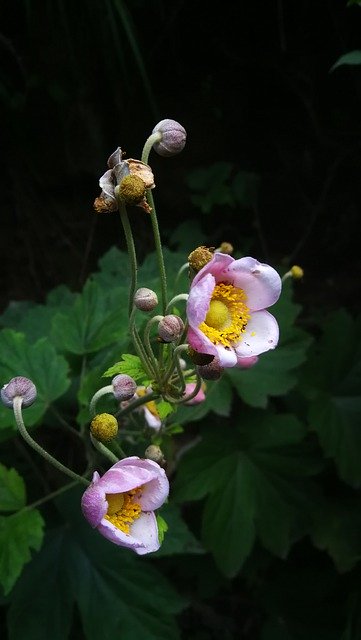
[1,0,360,314]
[1,2,361,639]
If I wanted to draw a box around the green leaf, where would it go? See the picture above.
[51,279,129,355]
[227,280,312,407]
[154,502,204,557]
[156,514,168,545]
[8,489,185,640]
[311,497,361,572]
[173,412,323,576]
[301,310,361,487]
[157,401,174,420]
[174,376,233,425]
[0,509,44,595]
[103,353,149,383]
[186,162,235,214]
[330,50,361,72]
[0,464,25,512]
[0,330,70,430]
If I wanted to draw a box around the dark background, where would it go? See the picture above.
[1,0,360,317]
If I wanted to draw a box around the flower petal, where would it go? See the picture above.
[234,310,279,357]
[81,477,108,527]
[187,273,215,327]
[143,405,162,430]
[95,465,155,495]
[131,512,161,555]
[187,326,218,357]
[236,355,259,368]
[214,345,238,368]
[192,252,234,286]
[97,517,145,550]
[226,257,281,311]
[99,169,115,199]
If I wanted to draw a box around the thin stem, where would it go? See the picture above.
[141,132,162,165]
[49,406,82,440]
[13,397,89,487]
[89,385,114,417]
[165,293,189,314]
[116,192,138,316]
[147,189,168,314]
[164,369,202,404]
[115,390,158,418]
[143,315,164,381]
[19,480,79,514]
[174,262,190,293]
[90,434,119,464]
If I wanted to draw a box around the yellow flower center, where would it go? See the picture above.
[199,282,251,347]
[104,488,142,534]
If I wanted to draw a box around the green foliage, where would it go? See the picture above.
[330,50,361,71]
[103,353,149,383]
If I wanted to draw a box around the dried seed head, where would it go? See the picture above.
[152,119,187,157]
[134,287,158,312]
[119,175,146,206]
[219,242,234,255]
[197,357,224,380]
[112,374,137,401]
[1,376,37,409]
[188,347,214,366]
[90,413,118,443]
[188,246,214,272]
[144,445,165,465]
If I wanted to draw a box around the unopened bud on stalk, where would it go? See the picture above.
[134,287,158,312]
[144,444,165,465]
[112,374,137,401]
[188,246,214,272]
[188,347,214,366]
[152,119,187,157]
[291,265,304,280]
[197,357,224,380]
[1,376,37,409]
[158,315,184,342]
[90,413,118,443]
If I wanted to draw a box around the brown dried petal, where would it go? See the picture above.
[107,147,123,169]
[93,194,118,213]
[127,159,155,189]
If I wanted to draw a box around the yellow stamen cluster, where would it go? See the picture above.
[199,283,250,347]
[105,488,142,534]
[90,413,118,442]
[188,246,214,272]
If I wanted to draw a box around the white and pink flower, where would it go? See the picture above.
[81,456,169,554]
[186,253,281,368]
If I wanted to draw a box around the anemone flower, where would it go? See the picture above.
[183,382,206,405]
[186,253,281,368]
[81,456,169,554]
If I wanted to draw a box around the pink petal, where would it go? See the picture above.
[184,383,206,405]
[226,257,281,311]
[97,517,145,550]
[187,273,215,327]
[234,310,279,357]
[214,345,238,367]
[236,355,259,368]
[192,253,234,286]
[131,512,161,555]
[96,465,155,494]
[113,458,169,511]
[187,326,217,357]
[81,483,108,527]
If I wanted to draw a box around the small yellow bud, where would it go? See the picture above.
[119,175,146,205]
[219,242,233,255]
[188,246,214,272]
[90,413,118,443]
[291,265,304,280]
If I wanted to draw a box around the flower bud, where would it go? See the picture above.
[90,413,118,443]
[219,242,233,255]
[197,357,224,380]
[118,175,146,205]
[291,265,304,280]
[134,287,158,312]
[188,246,214,272]
[188,347,214,366]
[158,315,184,342]
[152,119,187,157]
[1,376,37,409]
[144,445,165,465]
[112,374,137,401]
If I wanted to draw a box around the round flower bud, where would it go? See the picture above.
[188,246,214,272]
[134,287,158,312]
[152,119,187,157]
[291,265,304,280]
[219,242,233,255]
[188,347,214,366]
[144,445,165,465]
[158,315,184,342]
[119,175,146,205]
[197,357,224,381]
[1,376,37,409]
[112,374,137,401]
[90,413,118,443]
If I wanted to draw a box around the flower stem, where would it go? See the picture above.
[147,189,168,315]
[165,293,189,314]
[115,390,158,418]
[89,385,114,417]
[116,192,138,317]
[141,132,162,165]
[90,434,119,464]
[13,397,89,487]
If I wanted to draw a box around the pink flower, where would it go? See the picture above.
[186,253,281,368]
[81,456,169,554]
[183,383,206,405]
